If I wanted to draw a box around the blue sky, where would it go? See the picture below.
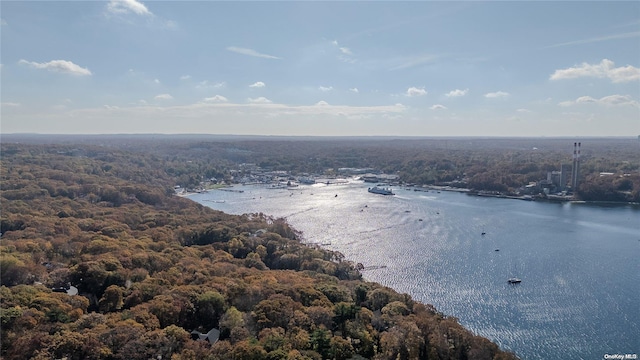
[1,1,639,136]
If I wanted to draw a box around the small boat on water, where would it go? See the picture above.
[298,177,316,184]
[507,277,522,284]
[267,183,287,189]
[368,186,395,195]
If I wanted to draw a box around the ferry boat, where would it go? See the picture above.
[368,186,395,195]
[507,277,522,284]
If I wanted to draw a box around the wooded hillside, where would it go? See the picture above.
[0,143,519,359]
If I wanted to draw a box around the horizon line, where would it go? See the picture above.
[2,133,638,139]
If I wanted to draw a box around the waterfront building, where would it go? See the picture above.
[560,164,571,191]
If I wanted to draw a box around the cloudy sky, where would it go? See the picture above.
[1,1,639,136]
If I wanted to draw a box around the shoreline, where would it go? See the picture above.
[181,182,640,207]
[189,181,638,359]
[181,189,520,356]
[406,184,640,206]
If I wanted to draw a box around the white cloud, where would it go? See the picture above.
[197,81,225,89]
[330,41,356,63]
[349,88,359,93]
[180,75,191,80]
[516,108,532,113]
[599,95,639,106]
[339,47,353,55]
[319,86,333,92]
[485,91,509,98]
[406,87,427,97]
[103,105,120,110]
[154,78,160,84]
[20,102,407,134]
[226,46,280,59]
[576,96,597,104]
[430,104,447,110]
[107,0,152,16]
[558,94,639,107]
[203,95,228,103]
[105,0,177,30]
[445,88,469,97]
[1,18,7,26]
[248,97,272,104]
[19,59,92,76]
[550,59,640,83]
[249,81,265,88]
[200,100,404,118]
[154,94,173,100]
[1,102,21,107]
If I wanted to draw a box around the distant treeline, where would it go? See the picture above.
[1,142,518,359]
[3,136,638,201]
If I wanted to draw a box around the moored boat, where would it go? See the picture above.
[368,186,395,195]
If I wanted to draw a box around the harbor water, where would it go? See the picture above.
[189,181,639,360]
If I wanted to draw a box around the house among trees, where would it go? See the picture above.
[190,328,220,345]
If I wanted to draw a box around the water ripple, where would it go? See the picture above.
[193,184,640,360]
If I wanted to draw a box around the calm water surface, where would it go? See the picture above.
[190,181,639,360]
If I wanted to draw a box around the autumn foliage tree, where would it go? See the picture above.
[1,142,519,360]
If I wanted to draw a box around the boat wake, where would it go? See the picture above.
[351,221,413,236]
[284,207,318,219]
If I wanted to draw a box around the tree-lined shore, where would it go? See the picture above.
[1,141,518,360]
[7,135,638,202]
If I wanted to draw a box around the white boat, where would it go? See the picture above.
[298,177,316,184]
[368,186,395,195]
[507,277,522,284]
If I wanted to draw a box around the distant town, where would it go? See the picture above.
[176,141,638,204]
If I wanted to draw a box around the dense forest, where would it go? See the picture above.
[5,135,638,202]
[1,141,518,360]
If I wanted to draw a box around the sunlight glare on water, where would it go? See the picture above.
[191,181,640,360]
